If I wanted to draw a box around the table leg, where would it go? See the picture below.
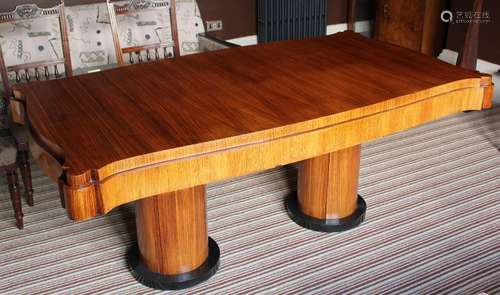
[128,185,219,290]
[287,145,366,232]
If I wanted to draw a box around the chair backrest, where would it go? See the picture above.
[0,1,72,100]
[107,0,180,65]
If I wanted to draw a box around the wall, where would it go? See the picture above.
[0,0,376,41]
[446,0,500,64]
[197,0,375,40]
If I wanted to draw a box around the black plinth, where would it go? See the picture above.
[286,194,366,232]
[127,237,220,290]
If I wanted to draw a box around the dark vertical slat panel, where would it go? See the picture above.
[262,0,266,43]
[265,0,268,41]
[283,0,286,41]
[278,0,281,41]
[297,0,306,39]
[271,0,275,42]
[309,0,314,37]
[290,0,294,39]
[280,0,286,39]
[288,0,291,40]
[257,0,261,43]
[276,0,280,42]
[276,0,283,40]
[316,0,319,37]
[271,0,274,42]
[267,1,274,41]
[305,0,309,38]
[318,0,322,37]
[266,0,269,42]
[312,0,315,38]
[321,0,328,36]
[311,0,316,37]
[262,0,265,42]
[276,0,279,41]
[289,0,293,40]
[302,0,307,39]
[320,0,324,36]
[295,0,299,39]
[316,0,321,37]
[299,0,302,39]
[310,0,314,37]
[257,0,327,43]
[322,0,328,35]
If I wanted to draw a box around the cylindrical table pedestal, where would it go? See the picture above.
[128,185,219,290]
[287,145,366,232]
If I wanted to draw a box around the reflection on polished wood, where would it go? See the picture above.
[298,146,360,220]
[136,186,208,275]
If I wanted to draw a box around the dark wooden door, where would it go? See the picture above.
[375,0,425,51]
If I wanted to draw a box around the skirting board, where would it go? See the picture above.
[227,20,372,47]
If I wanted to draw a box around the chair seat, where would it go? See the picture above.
[0,136,17,167]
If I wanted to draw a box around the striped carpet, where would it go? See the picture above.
[1,106,499,294]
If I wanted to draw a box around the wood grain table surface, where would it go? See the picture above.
[16,31,492,220]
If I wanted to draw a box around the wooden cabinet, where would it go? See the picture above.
[375,0,447,56]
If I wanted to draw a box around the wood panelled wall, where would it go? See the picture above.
[446,0,499,65]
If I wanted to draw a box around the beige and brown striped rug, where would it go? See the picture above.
[1,106,499,294]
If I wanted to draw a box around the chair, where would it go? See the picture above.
[107,0,181,65]
[0,0,73,210]
[0,0,72,123]
[1,132,25,229]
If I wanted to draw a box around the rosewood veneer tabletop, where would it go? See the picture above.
[15,31,493,290]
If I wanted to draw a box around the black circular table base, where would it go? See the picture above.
[127,237,220,290]
[286,194,366,232]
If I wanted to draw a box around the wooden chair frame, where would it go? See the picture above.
[0,1,72,213]
[0,1,72,103]
[107,0,181,65]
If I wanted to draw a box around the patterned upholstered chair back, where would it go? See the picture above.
[107,0,180,65]
[0,1,72,125]
[0,1,72,102]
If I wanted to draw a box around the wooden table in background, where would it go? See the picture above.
[16,31,493,290]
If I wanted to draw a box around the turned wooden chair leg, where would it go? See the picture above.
[18,149,34,206]
[6,168,23,229]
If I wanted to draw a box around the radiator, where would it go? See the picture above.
[257,0,327,43]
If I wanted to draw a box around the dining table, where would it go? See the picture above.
[14,31,493,290]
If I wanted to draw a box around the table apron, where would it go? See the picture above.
[62,86,484,220]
